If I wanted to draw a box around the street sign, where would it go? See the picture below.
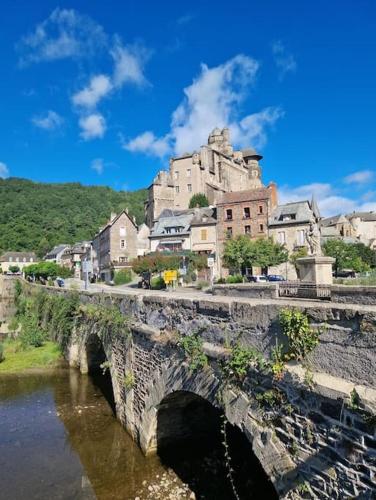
[82,261,93,273]
[163,270,178,283]
[207,257,215,268]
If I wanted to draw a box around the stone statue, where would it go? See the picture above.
[305,221,322,256]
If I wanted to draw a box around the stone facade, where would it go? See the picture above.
[30,284,376,499]
[268,199,320,280]
[216,185,277,275]
[92,211,138,282]
[145,128,264,227]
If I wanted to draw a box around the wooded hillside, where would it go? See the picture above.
[0,178,147,256]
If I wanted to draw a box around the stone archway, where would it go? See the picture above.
[155,390,278,499]
[135,362,291,497]
[82,333,116,415]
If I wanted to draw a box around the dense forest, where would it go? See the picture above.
[0,178,147,257]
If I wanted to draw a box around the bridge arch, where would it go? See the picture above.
[137,361,293,496]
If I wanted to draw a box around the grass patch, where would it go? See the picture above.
[0,340,63,374]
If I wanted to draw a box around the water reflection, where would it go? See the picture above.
[0,369,186,500]
[0,368,278,499]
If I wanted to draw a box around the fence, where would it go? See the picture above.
[278,281,331,300]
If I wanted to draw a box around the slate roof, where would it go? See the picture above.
[0,252,37,262]
[44,244,69,259]
[269,200,314,227]
[346,211,376,221]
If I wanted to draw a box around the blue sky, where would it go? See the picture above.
[0,0,375,215]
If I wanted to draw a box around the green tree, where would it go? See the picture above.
[23,262,72,280]
[323,239,370,274]
[8,265,20,273]
[223,236,288,275]
[251,238,288,272]
[223,236,253,274]
[0,178,147,255]
[188,193,209,208]
[323,240,350,275]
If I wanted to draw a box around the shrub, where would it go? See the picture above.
[0,343,4,363]
[216,277,226,284]
[151,276,166,289]
[114,269,132,285]
[226,274,243,284]
[179,333,208,371]
[196,280,209,290]
[279,309,320,361]
[224,344,266,381]
[9,265,20,274]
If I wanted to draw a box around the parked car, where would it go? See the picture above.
[266,275,286,282]
[56,277,65,288]
[246,274,268,283]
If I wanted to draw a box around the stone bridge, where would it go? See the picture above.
[24,285,376,498]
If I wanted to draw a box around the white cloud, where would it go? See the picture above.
[278,182,376,217]
[17,8,107,66]
[0,162,9,178]
[111,38,151,88]
[91,158,104,174]
[125,131,171,158]
[72,74,113,108]
[344,169,374,185]
[79,113,106,140]
[31,110,64,130]
[125,54,282,157]
[271,41,297,80]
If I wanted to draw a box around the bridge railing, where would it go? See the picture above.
[278,281,331,300]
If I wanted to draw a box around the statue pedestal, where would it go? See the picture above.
[296,256,335,285]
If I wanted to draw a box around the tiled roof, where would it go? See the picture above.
[217,188,271,205]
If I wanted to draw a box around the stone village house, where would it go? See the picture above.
[216,184,278,276]
[0,252,38,273]
[268,198,320,279]
[60,242,91,279]
[91,210,149,282]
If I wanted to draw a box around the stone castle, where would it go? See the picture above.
[145,127,264,226]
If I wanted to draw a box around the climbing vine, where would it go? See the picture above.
[279,308,321,361]
[78,303,131,340]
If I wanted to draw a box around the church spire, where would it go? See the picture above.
[310,194,321,220]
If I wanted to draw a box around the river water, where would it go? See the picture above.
[0,367,277,500]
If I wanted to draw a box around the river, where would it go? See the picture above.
[0,367,277,499]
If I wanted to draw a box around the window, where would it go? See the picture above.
[30,258,34,262]
[187,184,192,192]
[16,257,19,262]
[187,168,191,177]
[244,225,251,235]
[259,224,264,232]
[226,209,233,221]
[297,230,305,246]
[119,226,126,237]
[201,229,208,240]
[174,171,179,180]
[120,239,126,249]
[259,205,263,214]
[226,227,233,239]
[23,257,26,262]
[175,185,180,194]
[278,231,286,244]
[9,257,12,262]
[244,207,250,219]
[119,256,128,263]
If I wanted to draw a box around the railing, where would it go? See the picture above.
[278,281,331,300]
